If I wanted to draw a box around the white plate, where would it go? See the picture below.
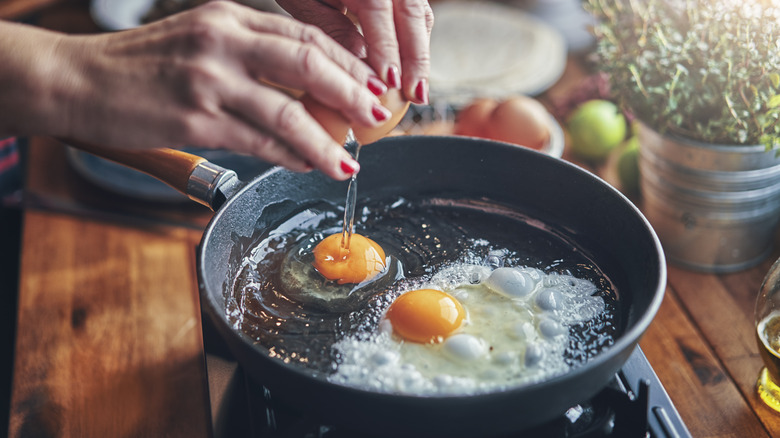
[90,0,156,30]
[429,1,567,105]
[90,0,287,30]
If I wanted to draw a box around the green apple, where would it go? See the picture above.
[567,100,627,161]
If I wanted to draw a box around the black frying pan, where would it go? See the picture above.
[71,136,666,437]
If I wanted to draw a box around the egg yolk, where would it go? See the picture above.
[385,289,465,343]
[312,233,386,284]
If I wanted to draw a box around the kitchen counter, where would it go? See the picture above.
[7,1,780,437]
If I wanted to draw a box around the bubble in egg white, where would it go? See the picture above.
[370,350,399,367]
[484,267,540,298]
[536,288,564,311]
[509,321,537,341]
[443,334,489,361]
[525,343,545,367]
[494,351,519,366]
[572,278,598,295]
[486,249,508,268]
[539,318,567,339]
[451,288,469,301]
[430,264,492,290]
[433,374,454,388]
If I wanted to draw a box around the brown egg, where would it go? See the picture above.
[423,121,455,136]
[352,88,410,145]
[300,89,410,146]
[454,98,499,138]
[299,93,351,144]
[485,96,551,150]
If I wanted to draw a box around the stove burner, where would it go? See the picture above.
[204,345,690,438]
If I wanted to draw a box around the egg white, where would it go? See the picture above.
[328,263,607,395]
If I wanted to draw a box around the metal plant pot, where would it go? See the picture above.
[638,123,780,273]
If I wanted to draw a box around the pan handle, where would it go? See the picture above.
[62,139,241,210]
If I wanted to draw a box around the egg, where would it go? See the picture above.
[385,288,465,343]
[328,262,609,395]
[485,96,551,150]
[352,88,411,145]
[301,88,410,146]
[454,98,499,137]
[453,96,552,150]
[312,233,386,284]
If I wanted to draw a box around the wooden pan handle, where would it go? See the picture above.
[63,139,207,195]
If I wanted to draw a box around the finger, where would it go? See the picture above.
[342,0,402,90]
[220,79,359,180]
[275,0,368,58]
[394,0,433,104]
[238,33,389,128]
[230,3,376,86]
[176,104,315,173]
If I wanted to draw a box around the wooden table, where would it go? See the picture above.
[8,2,780,437]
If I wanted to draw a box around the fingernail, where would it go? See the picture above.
[367,75,387,96]
[415,78,429,104]
[372,103,390,122]
[386,65,401,89]
[340,158,360,175]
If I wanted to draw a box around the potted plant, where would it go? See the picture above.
[586,0,780,272]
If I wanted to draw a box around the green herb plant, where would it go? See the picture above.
[587,0,780,147]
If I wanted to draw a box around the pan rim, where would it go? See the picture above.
[197,135,667,403]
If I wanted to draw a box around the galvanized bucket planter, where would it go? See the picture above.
[638,123,780,273]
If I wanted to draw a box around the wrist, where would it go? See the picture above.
[0,21,83,138]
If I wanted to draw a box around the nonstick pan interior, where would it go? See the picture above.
[197,136,666,437]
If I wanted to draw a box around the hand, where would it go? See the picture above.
[1,1,394,180]
[277,0,434,104]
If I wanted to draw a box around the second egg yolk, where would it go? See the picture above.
[385,289,465,343]
[312,233,386,284]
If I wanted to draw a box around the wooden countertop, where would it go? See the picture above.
[8,2,780,437]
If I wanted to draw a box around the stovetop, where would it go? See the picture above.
[203,326,691,438]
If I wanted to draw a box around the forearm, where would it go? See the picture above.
[0,20,74,138]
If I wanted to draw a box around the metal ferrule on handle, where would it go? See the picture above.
[61,140,245,211]
[186,162,241,211]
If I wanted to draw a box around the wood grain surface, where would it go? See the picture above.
[10,210,209,438]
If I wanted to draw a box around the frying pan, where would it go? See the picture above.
[71,135,666,437]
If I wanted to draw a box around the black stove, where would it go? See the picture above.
[203,322,690,438]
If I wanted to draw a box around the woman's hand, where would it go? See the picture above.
[1,1,397,179]
[276,0,434,105]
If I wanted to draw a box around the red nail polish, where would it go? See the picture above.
[415,79,428,104]
[341,159,360,175]
[372,104,390,122]
[387,66,401,89]
[367,76,387,96]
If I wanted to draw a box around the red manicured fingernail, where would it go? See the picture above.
[415,78,428,104]
[372,104,390,122]
[367,75,387,96]
[340,159,360,175]
[387,65,401,89]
